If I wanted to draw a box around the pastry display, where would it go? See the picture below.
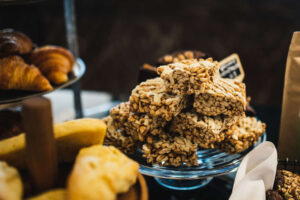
[129,77,188,121]
[29,45,74,85]
[0,29,32,57]
[104,57,266,167]
[0,161,23,200]
[266,170,300,200]
[0,56,53,91]
[67,145,139,200]
[0,29,75,93]
[0,118,106,169]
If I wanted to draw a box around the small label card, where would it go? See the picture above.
[219,53,245,82]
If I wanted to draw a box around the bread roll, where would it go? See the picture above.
[67,145,139,200]
[0,118,106,169]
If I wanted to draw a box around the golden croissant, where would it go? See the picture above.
[0,56,53,91]
[29,45,74,85]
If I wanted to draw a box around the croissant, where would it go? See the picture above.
[29,45,74,85]
[0,56,53,91]
[0,29,33,57]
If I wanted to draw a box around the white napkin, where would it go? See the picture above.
[229,141,278,200]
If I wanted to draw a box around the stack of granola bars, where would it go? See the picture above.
[104,58,266,167]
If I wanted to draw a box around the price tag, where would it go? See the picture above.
[219,53,244,82]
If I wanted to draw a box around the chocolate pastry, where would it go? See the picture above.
[0,29,33,57]
[266,170,300,200]
[0,109,23,140]
[266,190,283,200]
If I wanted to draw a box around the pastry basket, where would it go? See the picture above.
[131,133,267,190]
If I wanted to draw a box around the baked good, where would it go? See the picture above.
[0,118,106,169]
[266,170,300,200]
[29,45,74,85]
[0,161,23,200]
[110,102,166,141]
[129,77,188,121]
[0,29,32,57]
[142,131,198,167]
[157,50,209,65]
[27,189,65,200]
[0,109,23,140]
[103,116,138,154]
[67,145,139,200]
[193,78,246,117]
[266,190,283,200]
[215,117,266,154]
[138,50,209,83]
[0,55,53,91]
[157,58,219,95]
[274,170,299,200]
[170,110,240,148]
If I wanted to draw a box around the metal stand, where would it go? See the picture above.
[63,0,83,118]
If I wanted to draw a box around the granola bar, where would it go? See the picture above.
[129,78,188,121]
[193,78,246,117]
[273,170,300,200]
[142,131,198,167]
[169,110,240,148]
[215,117,266,154]
[157,58,219,95]
[138,50,209,83]
[103,116,138,154]
[110,102,166,141]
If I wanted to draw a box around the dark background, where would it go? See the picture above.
[1,0,300,107]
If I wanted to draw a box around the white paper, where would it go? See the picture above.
[229,141,277,200]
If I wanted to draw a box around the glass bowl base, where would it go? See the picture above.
[154,177,214,190]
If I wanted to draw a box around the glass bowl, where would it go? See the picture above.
[131,133,267,190]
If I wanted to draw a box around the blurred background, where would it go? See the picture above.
[1,0,300,107]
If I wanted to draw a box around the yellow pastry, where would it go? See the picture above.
[67,145,139,200]
[0,118,106,169]
[26,189,66,200]
[0,161,23,200]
